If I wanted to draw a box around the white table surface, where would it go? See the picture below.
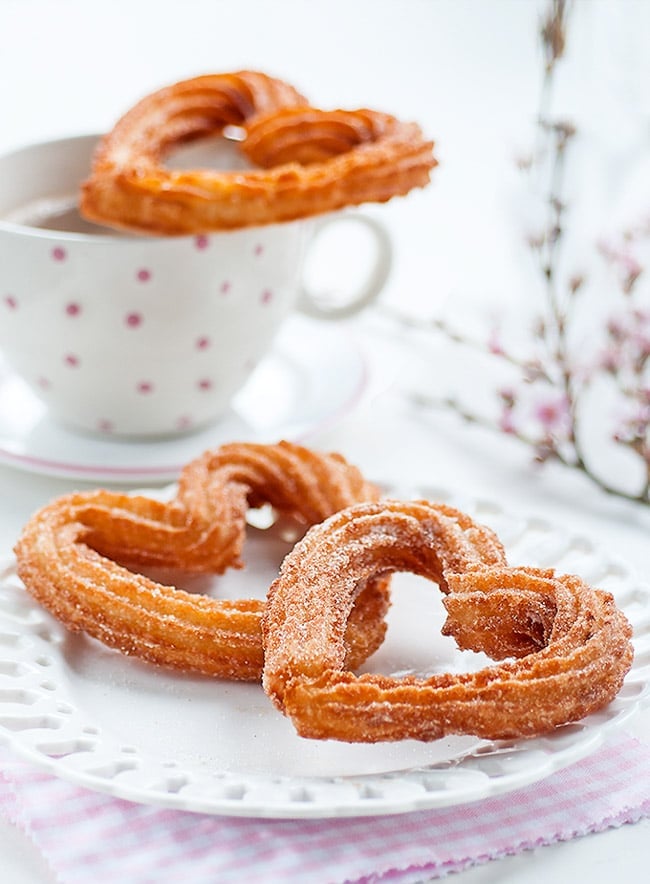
[1,1,649,881]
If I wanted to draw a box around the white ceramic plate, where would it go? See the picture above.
[0,315,367,483]
[0,485,648,819]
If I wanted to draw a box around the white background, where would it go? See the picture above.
[0,0,649,881]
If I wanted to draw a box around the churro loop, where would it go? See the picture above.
[14,442,389,680]
[262,500,634,741]
[80,72,436,234]
[239,106,437,219]
[80,70,307,234]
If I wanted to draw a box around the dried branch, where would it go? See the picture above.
[381,0,650,506]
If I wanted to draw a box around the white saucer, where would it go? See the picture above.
[0,486,647,818]
[0,316,367,483]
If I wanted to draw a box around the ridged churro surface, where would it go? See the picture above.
[15,442,389,680]
[80,71,436,234]
[262,500,634,741]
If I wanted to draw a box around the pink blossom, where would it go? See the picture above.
[633,333,650,359]
[533,440,557,464]
[614,404,650,443]
[568,274,584,294]
[532,394,571,434]
[628,405,650,431]
[621,253,643,279]
[606,316,627,341]
[498,407,517,435]
[523,360,546,382]
[599,347,621,373]
[598,239,644,292]
[487,329,505,355]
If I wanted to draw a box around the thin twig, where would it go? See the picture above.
[411,392,650,505]
[381,0,650,507]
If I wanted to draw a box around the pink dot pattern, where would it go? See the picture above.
[3,235,283,434]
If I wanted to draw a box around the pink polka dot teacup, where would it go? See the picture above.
[0,134,391,437]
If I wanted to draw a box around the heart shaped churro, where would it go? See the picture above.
[80,70,436,234]
[262,500,634,741]
[14,442,389,680]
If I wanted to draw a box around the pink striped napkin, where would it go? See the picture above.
[1,735,649,883]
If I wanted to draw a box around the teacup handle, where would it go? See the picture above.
[298,213,392,319]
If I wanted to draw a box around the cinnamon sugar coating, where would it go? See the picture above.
[14,442,389,680]
[262,500,634,741]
